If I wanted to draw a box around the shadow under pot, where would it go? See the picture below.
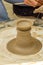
[13,5,43,18]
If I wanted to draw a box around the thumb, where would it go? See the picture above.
[33,5,43,13]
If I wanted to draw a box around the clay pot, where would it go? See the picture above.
[7,19,42,55]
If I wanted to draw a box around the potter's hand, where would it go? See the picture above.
[34,5,43,13]
[24,0,43,7]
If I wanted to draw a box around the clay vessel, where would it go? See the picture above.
[7,19,42,55]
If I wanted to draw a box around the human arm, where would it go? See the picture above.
[0,0,9,20]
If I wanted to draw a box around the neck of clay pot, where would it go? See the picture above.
[16,30,34,48]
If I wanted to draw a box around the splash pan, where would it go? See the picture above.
[0,19,43,64]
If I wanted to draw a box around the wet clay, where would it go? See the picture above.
[7,19,42,55]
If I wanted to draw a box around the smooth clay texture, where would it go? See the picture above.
[7,20,42,55]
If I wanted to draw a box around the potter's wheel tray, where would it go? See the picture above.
[0,19,43,64]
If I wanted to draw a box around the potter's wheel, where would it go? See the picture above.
[0,19,43,64]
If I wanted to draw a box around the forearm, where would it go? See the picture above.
[0,0,9,19]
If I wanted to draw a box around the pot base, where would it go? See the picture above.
[7,38,42,55]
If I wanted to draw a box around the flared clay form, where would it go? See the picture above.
[7,19,42,55]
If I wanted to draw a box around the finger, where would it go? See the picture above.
[24,0,35,6]
[35,2,41,6]
[36,0,43,4]
[24,0,38,7]
[29,0,38,5]
[34,6,43,13]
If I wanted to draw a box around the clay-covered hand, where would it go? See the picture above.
[24,0,43,7]
[34,5,43,13]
